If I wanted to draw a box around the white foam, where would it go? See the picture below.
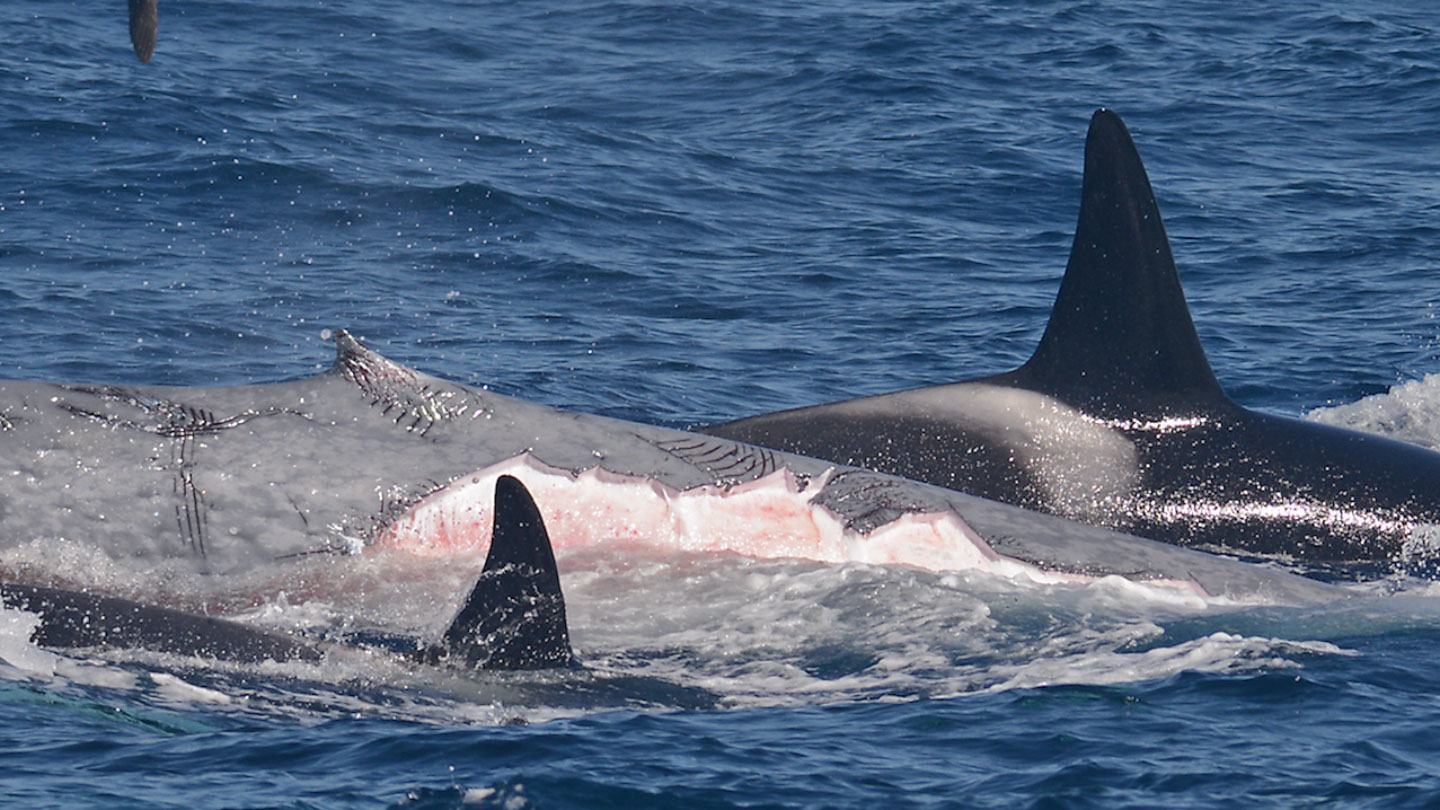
[559,550,1266,707]
[0,606,59,677]
[0,546,1367,723]
[982,631,1350,693]
[150,672,235,704]
[1308,373,1440,450]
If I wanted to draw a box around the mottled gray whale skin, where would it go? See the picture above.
[0,329,1335,604]
[1,475,574,670]
[705,109,1440,573]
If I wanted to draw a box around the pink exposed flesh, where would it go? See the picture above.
[376,454,1208,595]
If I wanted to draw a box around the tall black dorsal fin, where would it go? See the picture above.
[1007,109,1230,415]
[422,475,574,670]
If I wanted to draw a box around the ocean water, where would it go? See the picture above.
[4,1,1440,807]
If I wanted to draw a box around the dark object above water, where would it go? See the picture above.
[705,109,1440,572]
[128,0,158,63]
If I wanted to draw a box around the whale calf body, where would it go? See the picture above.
[0,329,1337,605]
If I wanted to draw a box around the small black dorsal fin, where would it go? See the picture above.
[422,475,574,670]
[1006,109,1231,415]
[128,0,158,64]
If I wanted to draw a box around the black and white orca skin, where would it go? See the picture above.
[0,475,574,670]
[706,109,1440,572]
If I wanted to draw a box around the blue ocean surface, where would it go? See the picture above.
[4,1,1440,807]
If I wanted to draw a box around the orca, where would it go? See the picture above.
[128,0,158,63]
[704,109,1440,573]
[0,329,1339,605]
[1,475,573,670]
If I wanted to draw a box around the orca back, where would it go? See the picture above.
[0,582,322,663]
